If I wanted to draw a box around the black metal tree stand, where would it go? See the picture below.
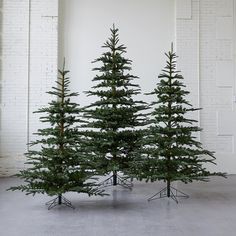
[148,181,189,204]
[45,194,75,210]
[99,171,133,189]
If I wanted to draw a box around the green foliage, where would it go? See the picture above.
[83,25,148,177]
[134,47,226,184]
[8,63,104,197]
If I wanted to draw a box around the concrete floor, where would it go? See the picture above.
[0,176,236,236]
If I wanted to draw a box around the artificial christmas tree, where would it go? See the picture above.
[83,25,148,188]
[134,46,226,203]
[9,63,104,209]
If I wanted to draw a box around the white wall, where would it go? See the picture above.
[1,0,236,176]
[60,0,236,174]
[0,0,58,176]
[176,0,236,174]
[59,0,175,106]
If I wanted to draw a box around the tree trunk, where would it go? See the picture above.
[113,171,117,186]
[167,180,171,198]
[58,194,62,205]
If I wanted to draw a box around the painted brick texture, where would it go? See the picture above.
[0,0,235,175]
[176,0,236,173]
[0,0,58,176]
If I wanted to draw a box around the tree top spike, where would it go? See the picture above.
[171,42,174,53]
[63,57,66,71]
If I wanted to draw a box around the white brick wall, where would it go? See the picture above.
[0,0,235,175]
[0,0,58,176]
[176,0,236,173]
[29,0,58,142]
[176,0,200,118]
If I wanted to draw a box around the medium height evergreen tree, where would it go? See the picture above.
[134,46,226,202]
[83,25,148,188]
[9,63,104,209]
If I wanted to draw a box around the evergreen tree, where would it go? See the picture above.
[83,25,148,188]
[134,46,226,202]
[9,63,104,209]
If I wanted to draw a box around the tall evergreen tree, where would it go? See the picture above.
[9,63,104,209]
[83,25,148,188]
[134,46,226,202]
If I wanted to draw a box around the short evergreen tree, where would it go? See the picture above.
[134,46,226,202]
[83,25,148,188]
[9,63,104,209]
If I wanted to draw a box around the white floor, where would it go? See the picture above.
[0,176,235,236]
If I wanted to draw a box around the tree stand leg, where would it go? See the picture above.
[99,171,133,190]
[45,194,75,210]
[148,183,189,204]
